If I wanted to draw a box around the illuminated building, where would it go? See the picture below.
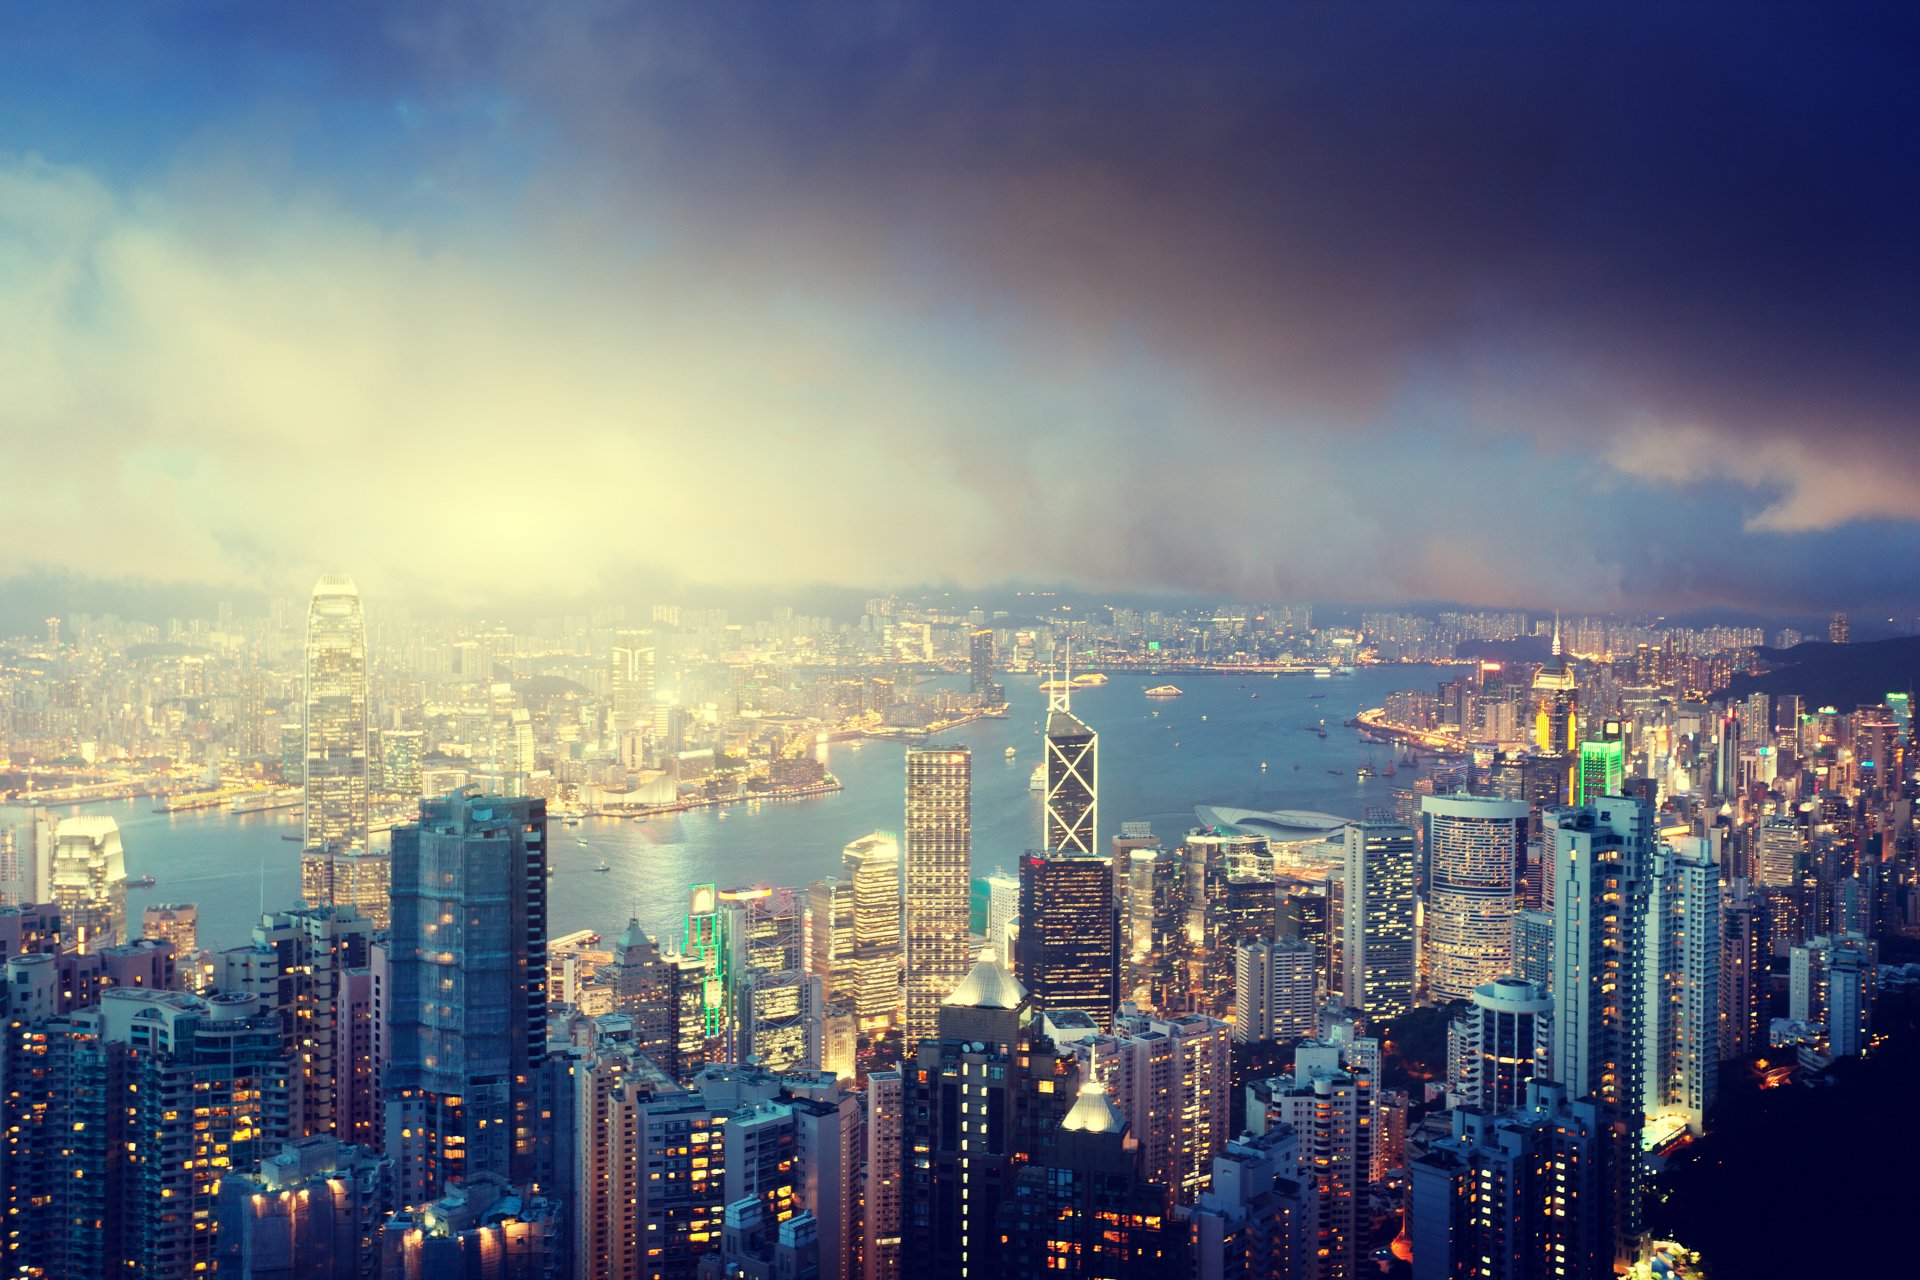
[214,905,375,1142]
[142,901,200,988]
[300,846,393,934]
[610,630,656,737]
[807,874,856,1006]
[8,988,287,1279]
[1013,849,1119,1030]
[573,1023,677,1280]
[303,573,371,861]
[998,1083,1176,1279]
[1531,619,1578,755]
[788,1082,864,1280]
[844,832,903,1025]
[1451,977,1550,1113]
[1422,795,1526,1003]
[968,627,996,700]
[1408,1081,1611,1280]
[216,1136,395,1280]
[1576,723,1627,805]
[45,814,127,952]
[1233,938,1318,1044]
[1829,612,1850,644]
[862,1069,905,1280]
[1182,826,1273,1015]
[1126,843,1185,1010]
[385,791,551,1204]
[1646,836,1722,1136]
[1188,1128,1313,1280]
[1341,822,1417,1018]
[1247,1043,1373,1280]
[684,883,730,1038]
[1073,1010,1232,1202]
[903,745,972,1042]
[1042,684,1098,855]
[902,952,1078,1280]
[1720,891,1767,1060]
[1790,932,1877,1063]
[378,1175,561,1280]
[736,966,823,1072]
[378,727,425,797]
[1547,798,1656,1269]
[1511,908,1554,992]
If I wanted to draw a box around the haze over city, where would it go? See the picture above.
[5,3,1920,615]
[4,6,1920,1280]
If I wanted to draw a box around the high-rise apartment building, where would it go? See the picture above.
[1013,849,1119,1030]
[142,901,200,988]
[1341,822,1417,1018]
[217,1136,395,1280]
[862,1069,906,1280]
[1233,937,1319,1044]
[1421,795,1527,1003]
[903,746,971,1042]
[1451,976,1551,1113]
[385,790,551,1203]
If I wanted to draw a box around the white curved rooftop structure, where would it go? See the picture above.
[1060,1082,1125,1134]
[944,951,1028,1009]
[1195,805,1351,837]
[311,572,360,598]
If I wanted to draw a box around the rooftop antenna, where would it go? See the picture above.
[1552,612,1562,659]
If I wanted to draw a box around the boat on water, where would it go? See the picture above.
[1327,769,1343,775]
[1029,764,1046,792]
[563,817,582,826]
[594,860,610,873]
[1145,684,1183,698]
[1260,761,1268,771]
[1312,667,1332,678]
[128,874,156,889]
[1307,693,1326,700]
[1040,673,1109,693]
[1004,746,1017,759]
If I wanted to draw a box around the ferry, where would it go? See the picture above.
[1145,684,1183,698]
[1312,667,1332,678]
[230,787,302,815]
[128,874,156,889]
[594,860,611,873]
[1040,673,1109,693]
[1029,764,1047,792]
[576,838,590,847]
[1004,746,1017,760]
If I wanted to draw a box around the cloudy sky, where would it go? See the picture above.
[4,2,1918,617]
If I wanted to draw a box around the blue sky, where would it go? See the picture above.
[3,2,1918,616]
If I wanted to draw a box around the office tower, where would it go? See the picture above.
[385,791,550,1203]
[574,1027,678,1280]
[142,902,200,988]
[1645,836,1722,1136]
[968,627,996,700]
[607,919,670,1044]
[1532,620,1579,755]
[862,1069,905,1280]
[1577,722,1628,805]
[1233,938,1319,1044]
[304,573,370,852]
[843,832,903,1025]
[1829,611,1850,644]
[379,728,424,797]
[216,905,376,1142]
[1422,795,1526,1003]
[8,988,288,1279]
[1451,977,1551,1112]
[903,953,1078,1280]
[45,814,127,952]
[736,967,823,1072]
[1409,1082,1612,1280]
[302,847,393,933]
[1183,827,1274,1016]
[807,874,856,1004]
[1013,849,1119,1029]
[1043,686,1098,855]
[216,1136,395,1280]
[1512,908,1555,992]
[1189,1128,1313,1280]
[998,1083,1176,1279]
[1341,822,1416,1018]
[610,630,656,736]
[1547,798,1656,1269]
[1755,815,1806,889]
[1126,843,1185,1010]
[903,746,971,1042]
[378,1177,562,1279]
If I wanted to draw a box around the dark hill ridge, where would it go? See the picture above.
[1719,635,1920,710]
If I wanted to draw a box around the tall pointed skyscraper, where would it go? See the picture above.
[1043,649,1098,854]
[903,745,972,1042]
[300,575,387,927]
[1532,614,1578,755]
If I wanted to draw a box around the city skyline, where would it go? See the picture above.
[4,5,1920,617]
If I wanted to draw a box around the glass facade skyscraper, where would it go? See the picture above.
[903,745,972,1042]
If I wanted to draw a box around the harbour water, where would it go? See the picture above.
[4,665,1450,950]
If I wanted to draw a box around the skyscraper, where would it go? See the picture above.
[1421,794,1527,1003]
[1341,822,1417,1018]
[1233,938,1319,1045]
[839,832,903,1029]
[1013,849,1119,1030]
[968,627,996,701]
[303,574,384,926]
[1042,687,1098,855]
[1576,722,1627,805]
[385,790,551,1203]
[44,814,127,953]
[903,746,971,1042]
[1532,619,1578,755]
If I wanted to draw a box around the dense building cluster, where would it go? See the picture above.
[2,585,1915,1278]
